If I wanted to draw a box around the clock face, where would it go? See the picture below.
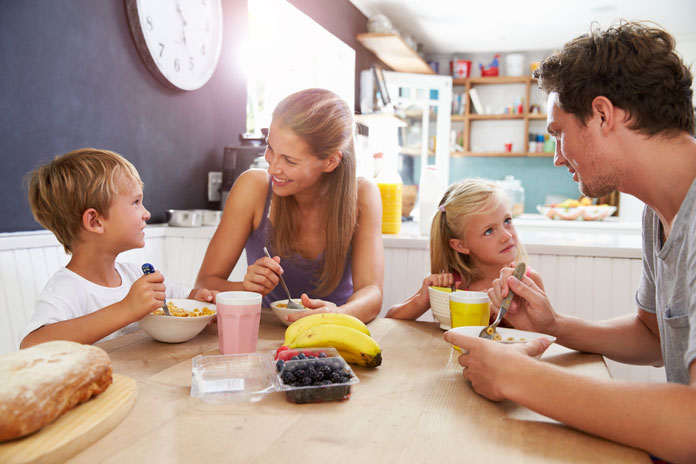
[126,0,223,91]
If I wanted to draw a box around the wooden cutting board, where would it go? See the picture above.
[0,373,137,464]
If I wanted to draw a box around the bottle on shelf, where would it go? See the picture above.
[375,150,403,234]
[418,165,444,236]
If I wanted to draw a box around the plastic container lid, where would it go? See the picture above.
[190,347,359,404]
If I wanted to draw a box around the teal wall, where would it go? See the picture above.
[411,156,581,213]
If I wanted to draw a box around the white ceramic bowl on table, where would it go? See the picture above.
[428,286,453,330]
[446,326,556,359]
[270,299,306,326]
[138,298,216,343]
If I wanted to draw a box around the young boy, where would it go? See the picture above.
[20,148,215,348]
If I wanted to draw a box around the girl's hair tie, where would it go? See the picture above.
[439,205,446,213]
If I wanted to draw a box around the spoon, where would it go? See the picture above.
[479,262,526,340]
[262,247,303,309]
[141,263,171,316]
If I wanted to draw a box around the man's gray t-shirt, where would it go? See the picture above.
[636,178,696,384]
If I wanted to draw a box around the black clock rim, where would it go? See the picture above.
[124,0,222,92]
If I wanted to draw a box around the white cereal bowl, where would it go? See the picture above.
[428,286,453,330]
[138,299,216,343]
[446,326,556,359]
[270,299,306,326]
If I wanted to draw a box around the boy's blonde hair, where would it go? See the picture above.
[429,179,528,288]
[27,148,143,254]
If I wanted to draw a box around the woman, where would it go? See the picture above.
[196,88,383,323]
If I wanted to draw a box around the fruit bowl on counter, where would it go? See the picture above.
[536,204,617,221]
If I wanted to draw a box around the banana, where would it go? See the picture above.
[288,324,382,368]
[284,312,370,346]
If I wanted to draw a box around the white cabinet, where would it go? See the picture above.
[382,71,452,188]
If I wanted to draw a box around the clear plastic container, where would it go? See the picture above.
[190,347,359,404]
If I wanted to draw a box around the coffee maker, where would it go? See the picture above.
[221,130,268,210]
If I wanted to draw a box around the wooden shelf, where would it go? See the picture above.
[451,76,549,156]
[357,33,435,74]
[453,76,534,86]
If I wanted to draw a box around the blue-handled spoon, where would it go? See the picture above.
[141,263,171,316]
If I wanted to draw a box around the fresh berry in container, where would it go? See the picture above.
[274,347,359,404]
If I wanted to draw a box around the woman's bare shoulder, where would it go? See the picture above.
[357,177,380,206]
[225,169,270,215]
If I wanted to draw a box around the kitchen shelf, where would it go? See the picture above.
[451,151,551,158]
[451,76,551,157]
[356,33,435,74]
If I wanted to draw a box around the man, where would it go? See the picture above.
[444,21,696,463]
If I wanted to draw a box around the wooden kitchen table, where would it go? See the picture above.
[69,310,649,463]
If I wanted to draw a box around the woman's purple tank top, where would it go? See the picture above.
[244,184,353,307]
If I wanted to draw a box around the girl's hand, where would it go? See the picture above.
[416,272,456,307]
[284,294,338,323]
[188,288,218,302]
[243,255,282,295]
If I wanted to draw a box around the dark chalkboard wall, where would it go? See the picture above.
[0,0,374,233]
[0,0,248,232]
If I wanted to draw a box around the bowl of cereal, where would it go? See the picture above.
[270,299,306,326]
[138,299,216,343]
[446,326,556,359]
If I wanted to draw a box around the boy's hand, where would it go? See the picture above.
[125,271,166,320]
[188,288,218,302]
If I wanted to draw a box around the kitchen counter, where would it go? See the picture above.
[67,311,649,463]
[384,215,642,259]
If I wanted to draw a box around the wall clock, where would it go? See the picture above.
[125,0,223,91]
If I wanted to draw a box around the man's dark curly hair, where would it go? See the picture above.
[534,21,694,136]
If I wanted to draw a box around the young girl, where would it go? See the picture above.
[196,89,383,323]
[386,178,543,320]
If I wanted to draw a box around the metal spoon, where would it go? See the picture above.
[141,263,171,316]
[262,247,303,309]
[479,262,526,340]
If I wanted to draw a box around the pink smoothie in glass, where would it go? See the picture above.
[216,291,262,354]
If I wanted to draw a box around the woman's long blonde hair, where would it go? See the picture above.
[270,88,357,296]
[429,179,528,288]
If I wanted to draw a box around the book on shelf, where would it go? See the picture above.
[469,88,484,115]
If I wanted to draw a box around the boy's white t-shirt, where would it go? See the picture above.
[20,262,191,344]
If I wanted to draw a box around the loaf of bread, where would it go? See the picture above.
[0,341,113,441]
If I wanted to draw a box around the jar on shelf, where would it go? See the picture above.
[497,175,525,217]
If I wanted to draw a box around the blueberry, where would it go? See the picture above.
[298,353,307,360]
[318,352,327,358]
[291,355,299,361]
[276,359,285,372]
[281,371,297,385]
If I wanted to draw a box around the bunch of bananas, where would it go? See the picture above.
[283,313,382,368]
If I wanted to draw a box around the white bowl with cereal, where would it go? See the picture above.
[446,326,556,359]
[138,298,216,343]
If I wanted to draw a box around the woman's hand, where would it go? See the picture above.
[188,288,218,302]
[284,293,338,323]
[243,255,282,295]
[488,266,558,334]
